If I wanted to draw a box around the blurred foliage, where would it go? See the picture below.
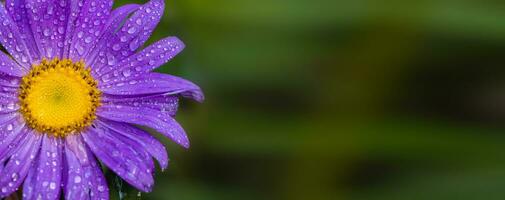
[113,0,505,200]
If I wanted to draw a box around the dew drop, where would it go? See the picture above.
[43,29,51,36]
[84,36,92,44]
[122,70,131,77]
[11,173,18,181]
[127,27,136,34]
[112,44,121,51]
[74,176,82,183]
[74,42,85,55]
[49,182,56,190]
[107,54,116,65]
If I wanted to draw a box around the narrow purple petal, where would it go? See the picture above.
[0,97,19,114]
[62,0,86,58]
[100,73,204,102]
[85,4,140,68]
[22,135,63,200]
[97,104,190,148]
[68,0,113,60]
[0,51,26,77]
[0,131,42,198]
[0,115,26,161]
[5,0,41,63]
[0,3,32,68]
[0,91,18,107]
[102,94,179,116]
[90,0,164,74]
[94,122,156,171]
[65,134,90,166]
[64,135,109,200]
[82,125,155,192]
[0,112,18,126]
[0,73,21,88]
[24,0,73,59]
[95,36,184,77]
[97,119,169,169]
[0,88,19,96]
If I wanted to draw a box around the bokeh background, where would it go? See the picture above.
[113,0,505,199]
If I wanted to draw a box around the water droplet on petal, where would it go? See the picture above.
[74,176,82,183]
[127,27,136,34]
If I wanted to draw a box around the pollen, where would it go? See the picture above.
[18,58,101,137]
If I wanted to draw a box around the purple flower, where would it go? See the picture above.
[0,0,203,199]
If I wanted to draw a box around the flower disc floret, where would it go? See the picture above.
[18,58,101,137]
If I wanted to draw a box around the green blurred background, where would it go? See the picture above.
[115,0,505,199]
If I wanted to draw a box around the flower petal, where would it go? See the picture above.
[22,135,63,200]
[63,135,109,200]
[0,95,19,114]
[0,73,21,87]
[85,4,139,67]
[62,0,86,59]
[5,0,41,63]
[0,51,27,77]
[68,0,113,60]
[97,119,169,169]
[95,36,184,78]
[100,72,204,102]
[0,130,42,198]
[0,3,32,69]
[102,94,179,116]
[24,0,75,59]
[94,122,156,171]
[90,0,164,74]
[97,104,190,148]
[0,115,27,161]
[82,124,155,192]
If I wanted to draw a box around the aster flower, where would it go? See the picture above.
[0,0,203,199]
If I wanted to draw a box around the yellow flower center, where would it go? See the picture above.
[18,58,101,137]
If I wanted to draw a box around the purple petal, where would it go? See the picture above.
[65,134,90,166]
[0,96,19,114]
[0,112,18,125]
[5,0,41,63]
[0,3,32,68]
[82,124,155,192]
[0,115,27,161]
[64,135,109,200]
[100,72,204,102]
[85,4,139,68]
[22,135,63,200]
[95,36,184,77]
[0,131,42,198]
[97,119,169,169]
[0,51,27,77]
[0,91,18,106]
[97,104,190,148]
[23,0,74,59]
[102,94,179,116]
[0,73,21,88]
[62,0,86,59]
[94,121,156,171]
[68,0,113,60]
[0,86,18,93]
[90,0,164,74]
